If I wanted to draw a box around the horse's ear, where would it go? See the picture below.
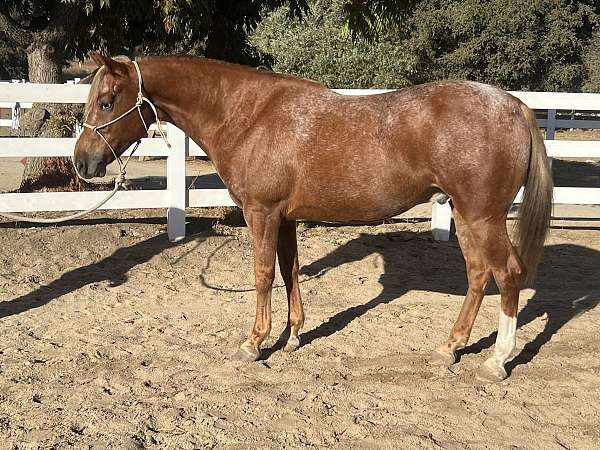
[90,52,108,68]
[89,52,127,77]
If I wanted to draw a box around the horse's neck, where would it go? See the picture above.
[141,57,257,166]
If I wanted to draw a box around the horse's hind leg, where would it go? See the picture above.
[277,219,304,352]
[468,217,525,382]
[431,210,492,366]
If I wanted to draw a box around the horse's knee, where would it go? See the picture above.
[255,268,275,293]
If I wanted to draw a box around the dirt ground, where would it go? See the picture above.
[0,202,598,449]
[0,152,599,449]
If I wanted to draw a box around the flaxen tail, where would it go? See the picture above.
[515,103,553,285]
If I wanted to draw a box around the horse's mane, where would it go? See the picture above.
[137,54,325,88]
[82,54,324,117]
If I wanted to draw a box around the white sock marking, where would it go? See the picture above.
[490,311,517,368]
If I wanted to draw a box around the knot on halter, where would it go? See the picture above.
[115,172,127,186]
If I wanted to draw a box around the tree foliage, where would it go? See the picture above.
[340,0,418,41]
[0,42,27,79]
[253,0,600,92]
[407,0,600,91]
[583,29,600,92]
[0,0,312,74]
[252,0,415,88]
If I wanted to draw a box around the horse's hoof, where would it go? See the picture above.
[476,360,507,383]
[283,336,300,353]
[429,349,456,367]
[232,344,260,362]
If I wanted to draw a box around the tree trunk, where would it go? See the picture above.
[19,39,86,192]
[0,2,88,192]
[27,42,63,84]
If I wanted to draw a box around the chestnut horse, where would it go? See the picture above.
[74,54,552,382]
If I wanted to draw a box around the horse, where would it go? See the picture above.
[74,53,553,382]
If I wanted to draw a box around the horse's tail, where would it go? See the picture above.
[514,102,553,285]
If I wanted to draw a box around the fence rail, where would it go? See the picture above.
[1,82,599,242]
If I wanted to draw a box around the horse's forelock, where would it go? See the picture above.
[84,66,106,117]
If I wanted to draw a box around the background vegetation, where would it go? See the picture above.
[2,0,599,92]
[252,0,600,92]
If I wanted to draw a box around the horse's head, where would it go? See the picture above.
[74,53,151,178]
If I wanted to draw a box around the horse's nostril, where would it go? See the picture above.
[75,159,86,177]
[96,161,107,177]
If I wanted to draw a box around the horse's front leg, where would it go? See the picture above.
[277,219,304,352]
[234,206,281,361]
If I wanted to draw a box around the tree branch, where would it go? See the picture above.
[0,8,33,47]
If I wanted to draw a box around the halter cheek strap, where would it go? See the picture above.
[81,60,171,180]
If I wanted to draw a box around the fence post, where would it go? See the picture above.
[546,108,556,170]
[166,123,187,242]
[431,201,452,241]
[546,109,556,140]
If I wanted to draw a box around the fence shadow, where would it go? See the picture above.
[0,216,168,230]
[0,217,220,319]
[119,172,226,191]
[296,231,600,371]
[552,159,599,188]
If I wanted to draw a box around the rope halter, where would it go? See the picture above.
[81,60,171,182]
[0,60,173,225]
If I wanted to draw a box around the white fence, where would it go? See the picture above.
[0,82,235,242]
[1,83,599,242]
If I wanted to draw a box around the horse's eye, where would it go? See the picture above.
[100,101,112,111]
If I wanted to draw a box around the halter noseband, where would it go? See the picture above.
[81,60,171,179]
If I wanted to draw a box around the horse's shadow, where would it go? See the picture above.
[0,216,219,319]
[295,230,600,373]
[2,219,598,374]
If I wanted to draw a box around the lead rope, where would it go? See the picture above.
[0,61,170,224]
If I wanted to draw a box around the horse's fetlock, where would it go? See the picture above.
[252,324,271,340]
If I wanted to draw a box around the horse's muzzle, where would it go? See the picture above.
[74,152,107,179]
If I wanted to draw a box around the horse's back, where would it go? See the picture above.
[247,80,530,222]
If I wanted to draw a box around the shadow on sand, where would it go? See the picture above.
[296,230,600,373]
[0,217,221,319]
[2,218,599,373]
